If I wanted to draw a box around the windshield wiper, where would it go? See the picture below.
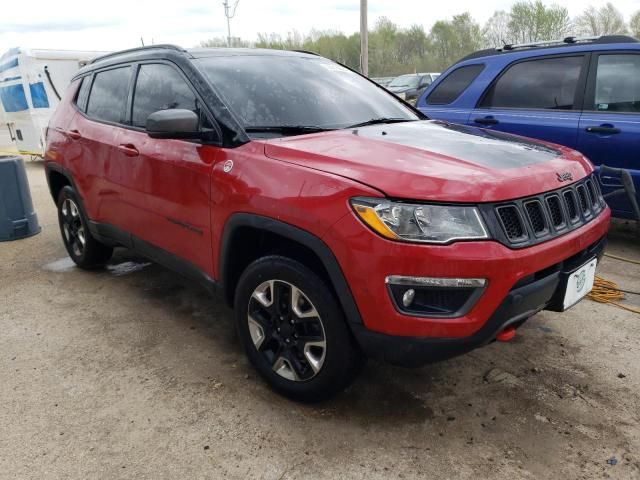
[346,118,416,129]
[244,125,334,134]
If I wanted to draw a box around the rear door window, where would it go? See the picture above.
[591,54,640,113]
[86,66,132,123]
[74,76,92,112]
[131,63,199,128]
[481,56,584,110]
[426,64,484,105]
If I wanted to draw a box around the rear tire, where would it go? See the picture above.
[57,186,113,269]
[234,255,363,402]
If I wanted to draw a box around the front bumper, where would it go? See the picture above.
[325,204,610,338]
[352,234,607,366]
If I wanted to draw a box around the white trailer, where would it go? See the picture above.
[0,48,107,156]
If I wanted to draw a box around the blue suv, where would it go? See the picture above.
[418,35,640,219]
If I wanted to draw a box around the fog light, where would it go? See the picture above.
[386,275,487,318]
[402,289,415,307]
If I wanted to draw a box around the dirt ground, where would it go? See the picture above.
[1,162,639,480]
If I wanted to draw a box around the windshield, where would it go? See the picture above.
[389,74,420,89]
[196,55,418,130]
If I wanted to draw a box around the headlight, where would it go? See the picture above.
[350,197,489,244]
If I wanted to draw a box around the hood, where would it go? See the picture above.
[262,121,593,203]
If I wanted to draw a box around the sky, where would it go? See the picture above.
[2,0,640,52]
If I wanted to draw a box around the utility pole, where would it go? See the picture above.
[223,0,240,48]
[360,0,368,77]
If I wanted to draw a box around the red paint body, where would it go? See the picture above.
[45,79,610,340]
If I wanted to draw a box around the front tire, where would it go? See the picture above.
[57,186,113,269]
[234,256,363,402]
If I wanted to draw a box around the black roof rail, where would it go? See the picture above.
[90,44,187,64]
[459,35,638,62]
[290,49,320,56]
[499,35,636,51]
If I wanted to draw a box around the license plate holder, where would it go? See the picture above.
[562,258,597,310]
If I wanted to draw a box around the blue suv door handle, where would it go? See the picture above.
[474,116,499,126]
[585,125,621,135]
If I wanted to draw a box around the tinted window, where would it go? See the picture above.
[426,65,484,105]
[132,64,198,128]
[196,56,418,129]
[593,54,640,113]
[482,56,583,110]
[419,76,432,87]
[86,67,131,123]
[75,77,91,112]
[389,74,420,89]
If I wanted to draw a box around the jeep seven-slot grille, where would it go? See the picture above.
[496,206,525,240]
[545,195,564,228]
[489,173,605,247]
[576,185,589,214]
[563,190,579,221]
[524,200,547,234]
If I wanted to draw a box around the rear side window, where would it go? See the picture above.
[131,63,198,128]
[593,54,640,113]
[75,77,91,112]
[481,56,583,110]
[426,64,484,105]
[86,66,131,123]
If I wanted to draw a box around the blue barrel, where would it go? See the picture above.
[0,156,41,241]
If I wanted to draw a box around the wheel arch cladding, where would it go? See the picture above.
[219,213,363,326]
[47,168,71,203]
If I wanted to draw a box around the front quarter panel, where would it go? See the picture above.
[210,141,383,279]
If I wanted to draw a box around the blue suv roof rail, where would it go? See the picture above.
[500,35,635,51]
[460,35,638,62]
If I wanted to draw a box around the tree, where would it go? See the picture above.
[429,13,483,69]
[631,11,640,38]
[200,37,249,48]
[575,3,627,36]
[508,1,571,43]
[484,11,511,48]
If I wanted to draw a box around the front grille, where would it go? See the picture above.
[496,206,525,240]
[563,190,579,222]
[545,195,565,228]
[586,180,596,206]
[486,173,605,248]
[524,200,547,234]
[576,185,589,214]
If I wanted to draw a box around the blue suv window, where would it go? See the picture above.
[481,56,583,110]
[426,64,484,105]
[593,54,640,113]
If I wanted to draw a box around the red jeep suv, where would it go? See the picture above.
[44,45,610,401]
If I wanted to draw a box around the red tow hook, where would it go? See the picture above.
[496,326,516,342]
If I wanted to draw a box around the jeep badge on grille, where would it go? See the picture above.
[557,172,573,182]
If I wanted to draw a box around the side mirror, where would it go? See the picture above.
[145,109,200,139]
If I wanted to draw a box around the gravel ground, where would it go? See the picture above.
[1,162,639,480]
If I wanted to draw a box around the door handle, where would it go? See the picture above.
[585,125,621,135]
[67,129,82,140]
[117,144,139,157]
[474,116,499,126]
